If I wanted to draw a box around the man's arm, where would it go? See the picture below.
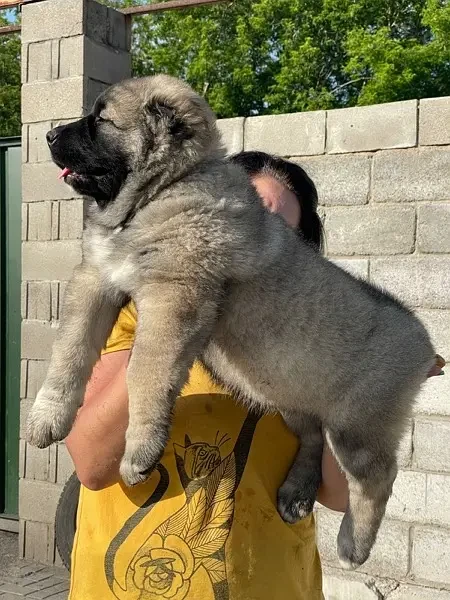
[67,349,350,509]
[65,350,130,490]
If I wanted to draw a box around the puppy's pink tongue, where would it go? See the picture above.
[59,167,72,180]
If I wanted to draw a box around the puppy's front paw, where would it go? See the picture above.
[27,387,81,448]
[120,433,167,487]
[277,481,316,524]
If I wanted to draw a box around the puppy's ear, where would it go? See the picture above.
[145,101,192,140]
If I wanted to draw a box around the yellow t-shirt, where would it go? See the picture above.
[69,303,323,600]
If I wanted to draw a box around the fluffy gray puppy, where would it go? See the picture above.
[27,75,435,569]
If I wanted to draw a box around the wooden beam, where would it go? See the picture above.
[120,0,230,16]
[0,0,230,36]
[0,0,37,9]
[0,23,20,35]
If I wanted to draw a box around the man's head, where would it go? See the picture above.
[46,75,222,207]
[231,151,323,251]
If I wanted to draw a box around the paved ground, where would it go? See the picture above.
[0,533,69,599]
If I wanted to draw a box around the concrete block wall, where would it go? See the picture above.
[220,98,449,598]
[20,0,131,564]
[18,1,449,594]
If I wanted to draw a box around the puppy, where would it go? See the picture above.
[28,75,435,569]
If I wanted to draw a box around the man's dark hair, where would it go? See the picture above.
[230,151,324,251]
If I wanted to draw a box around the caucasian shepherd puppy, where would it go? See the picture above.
[28,75,436,569]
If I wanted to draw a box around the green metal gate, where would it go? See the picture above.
[0,137,21,517]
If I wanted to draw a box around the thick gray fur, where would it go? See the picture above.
[27,75,435,569]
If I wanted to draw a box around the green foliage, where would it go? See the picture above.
[108,0,450,117]
[0,12,21,137]
[0,0,449,135]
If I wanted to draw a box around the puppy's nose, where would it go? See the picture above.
[46,128,60,146]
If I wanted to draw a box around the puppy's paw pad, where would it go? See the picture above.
[27,388,79,448]
[120,439,163,487]
[337,531,371,570]
[277,487,315,524]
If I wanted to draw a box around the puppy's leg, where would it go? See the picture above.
[278,412,323,522]
[326,426,397,570]
[27,265,119,448]
[120,283,219,487]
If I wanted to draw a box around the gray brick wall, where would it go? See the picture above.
[223,100,450,597]
[19,1,449,594]
[20,0,131,566]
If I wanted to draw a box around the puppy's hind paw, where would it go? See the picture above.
[277,482,316,524]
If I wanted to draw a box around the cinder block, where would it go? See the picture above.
[372,147,450,202]
[28,121,53,164]
[56,444,74,484]
[316,509,409,578]
[21,43,29,85]
[59,200,84,240]
[299,154,371,206]
[21,204,28,241]
[20,360,28,399]
[22,240,82,281]
[418,204,450,253]
[22,162,81,203]
[416,374,450,417]
[106,4,132,51]
[85,0,131,52]
[84,37,131,84]
[244,111,326,156]
[413,418,450,472]
[19,479,61,524]
[370,257,450,309]
[411,526,450,584]
[23,520,55,564]
[20,399,34,439]
[22,124,29,163]
[390,584,450,600]
[51,281,59,321]
[58,36,83,80]
[426,474,450,527]
[21,0,84,43]
[27,282,51,321]
[51,39,60,80]
[26,360,50,399]
[326,100,417,153]
[217,118,244,155]
[21,321,58,360]
[51,202,60,240]
[385,470,426,521]
[27,41,52,83]
[24,443,57,483]
[27,202,52,241]
[419,96,450,146]
[22,78,84,124]
[325,205,415,256]
[85,78,110,111]
[331,259,369,279]
[60,35,130,83]
[19,440,26,479]
[416,310,450,361]
[322,573,379,600]
[21,281,27,319]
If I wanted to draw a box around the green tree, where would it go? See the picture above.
[0,12,21,137]
[107,0,450,117]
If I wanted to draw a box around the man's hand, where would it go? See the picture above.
[428,354,446,378]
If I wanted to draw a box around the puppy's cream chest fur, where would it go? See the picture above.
[85,228,137,292]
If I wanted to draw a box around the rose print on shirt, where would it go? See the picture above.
[105,411,259,600]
